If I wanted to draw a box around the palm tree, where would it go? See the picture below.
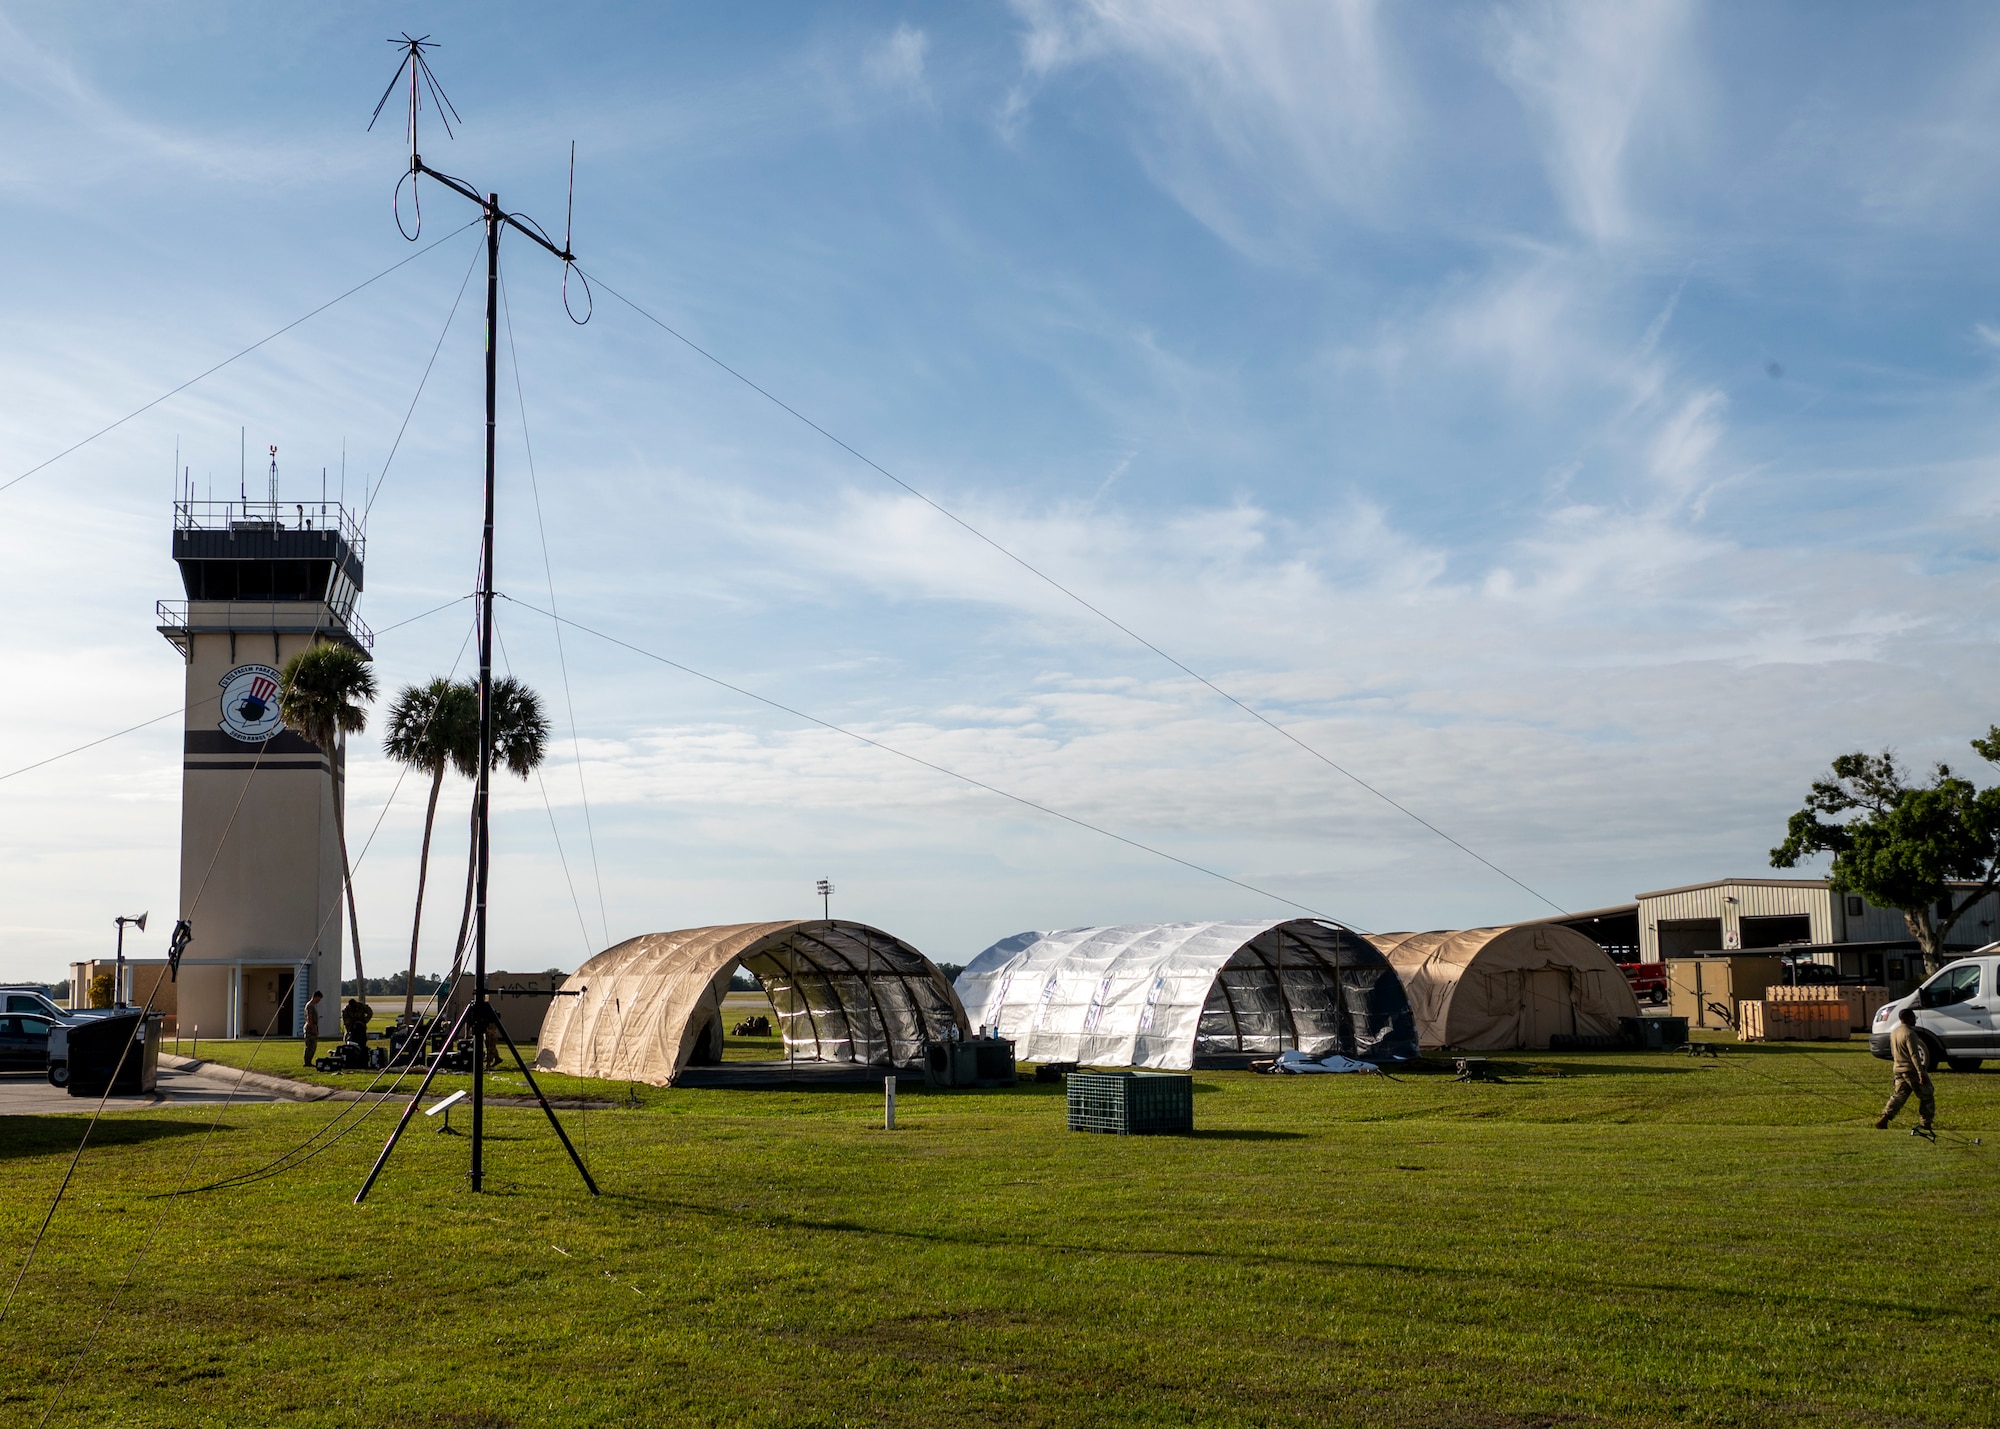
[448,677,554,977]
[278,641,378,992]
[382,677,479,1020]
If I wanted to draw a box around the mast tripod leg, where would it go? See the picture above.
[489,1007,599,1195]
[355,1000,476,1204]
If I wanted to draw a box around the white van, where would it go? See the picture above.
[1870,951,2000,1073]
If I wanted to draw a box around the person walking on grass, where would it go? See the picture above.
[1876,1006,1934,1131]
[302,990,323,1067]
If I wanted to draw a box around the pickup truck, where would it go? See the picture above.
[1618,961,1668,1004]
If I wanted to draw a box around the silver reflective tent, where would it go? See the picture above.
[954,919,1420,1070]
[534,920,968,1087]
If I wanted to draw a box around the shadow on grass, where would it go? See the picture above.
[596,1189,1977,1323]
[0,1115,226,1160]
[1434,1058,1711,1079]
[1185,1128,1307,1142]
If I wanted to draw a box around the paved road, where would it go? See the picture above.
[0,1063,288,1116]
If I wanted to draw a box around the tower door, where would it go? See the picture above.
[243,966,294,1037]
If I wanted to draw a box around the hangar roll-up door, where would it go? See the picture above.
[1657,919,1723,959]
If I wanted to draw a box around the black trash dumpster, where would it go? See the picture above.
[53,1011,162,1096]
[1619,1015,1688,1051]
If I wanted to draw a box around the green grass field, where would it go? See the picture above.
[3,1038,1995,1427]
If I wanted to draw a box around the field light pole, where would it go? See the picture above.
[817,879,834,920]
[357,36,596,1203]
[112,913,147,1008]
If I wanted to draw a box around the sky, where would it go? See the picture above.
[4,1,2000,983]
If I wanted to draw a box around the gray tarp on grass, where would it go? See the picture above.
[954,919,1420,1070]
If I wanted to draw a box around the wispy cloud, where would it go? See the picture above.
[1488,0,1702,244]
[0,11,356,191]
[1003,0,1405,253]
[865,23,933,106]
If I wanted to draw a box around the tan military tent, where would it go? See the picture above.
[1365,924,1639,1050]
[534,920,968,1087]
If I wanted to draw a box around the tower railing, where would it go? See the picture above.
[157,599,375,653]
[174,499,365,558]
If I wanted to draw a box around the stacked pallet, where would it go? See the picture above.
[1763,983,1888,1031]
[1739,997,1850,1042]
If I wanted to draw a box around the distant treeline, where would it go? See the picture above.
[338,970,572,998]
[340,973,445,997]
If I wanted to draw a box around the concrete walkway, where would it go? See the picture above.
[1,1054,616,1116]
[0,1059,298,1116]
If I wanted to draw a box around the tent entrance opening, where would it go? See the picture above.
[744,925,961,1069]
[1194,925,1381,1059]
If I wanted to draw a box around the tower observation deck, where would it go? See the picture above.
[157,499,371,656]
[159,497,368,1039]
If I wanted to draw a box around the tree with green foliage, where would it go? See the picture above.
[279,641,378,990]
[382,677,480,1020]
[447,677,553,977]
[1771,731,2000,975]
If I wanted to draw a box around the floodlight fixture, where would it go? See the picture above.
[817,879,833,919]
[112,913,148,1008]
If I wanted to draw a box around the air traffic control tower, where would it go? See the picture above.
[158,487,369,1038]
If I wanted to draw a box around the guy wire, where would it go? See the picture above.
[5,530,473,1314]
[0,596,470,790]
[497,592,1358,928]
[578,266,1566,918]
[363,237,485,527]
[494,619,597,963]
[0,221,479,500]
[34,995,293,1428]
[500,267,611,949]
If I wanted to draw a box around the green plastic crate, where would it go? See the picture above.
[1066,1071,1193,1135]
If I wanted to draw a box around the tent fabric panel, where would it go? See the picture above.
[956,919,1420,1069]
[534,920,966,1086]
[1365,925,1641,1050]
[957,921,1284,1070]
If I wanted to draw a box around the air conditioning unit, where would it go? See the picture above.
[923,1035,1015,1089]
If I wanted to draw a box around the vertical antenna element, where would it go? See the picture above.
[370,34,458,241]
[268,446,279,504]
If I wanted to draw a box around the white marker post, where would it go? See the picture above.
[884,1075,897,1131]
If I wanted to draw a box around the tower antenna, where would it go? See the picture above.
[370,35,461,241]
[356,36,596,1205]
[268,446,279,505]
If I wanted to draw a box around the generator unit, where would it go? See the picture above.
[923,1034,1015,1089]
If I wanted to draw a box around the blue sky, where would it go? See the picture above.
[4,1,2000,982]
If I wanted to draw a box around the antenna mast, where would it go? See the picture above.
[267,446,279,505]
[357,34,595,1204]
